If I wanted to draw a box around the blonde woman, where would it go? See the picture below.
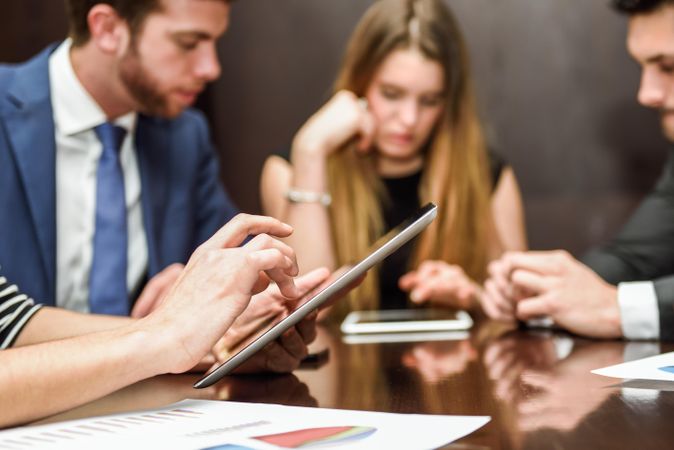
[261,0,526,318]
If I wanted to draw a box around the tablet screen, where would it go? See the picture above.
[194,202,437,388]
[360,309,465,323]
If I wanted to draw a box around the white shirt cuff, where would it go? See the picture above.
[617,281,660,340]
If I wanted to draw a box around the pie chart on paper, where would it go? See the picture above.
[254,426,377,448]
[658,366,674,374]
[200,426,377,449]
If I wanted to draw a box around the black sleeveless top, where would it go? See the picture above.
[378,152,506,309]
[274,150,507,309]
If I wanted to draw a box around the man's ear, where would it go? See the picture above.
[86,4,130,54]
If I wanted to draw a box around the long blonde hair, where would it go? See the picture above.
[328,0,493,316]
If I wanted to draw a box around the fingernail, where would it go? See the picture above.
[410,291,421,302]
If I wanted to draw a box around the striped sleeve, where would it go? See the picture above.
[0,275,43,349]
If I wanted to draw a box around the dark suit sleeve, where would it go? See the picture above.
[654,277,674,341]
[583,148,674,339]
[191,111,239,248]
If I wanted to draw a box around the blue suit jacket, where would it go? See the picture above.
[0,45,238,307]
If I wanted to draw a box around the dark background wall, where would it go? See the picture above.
[1,0,669,256]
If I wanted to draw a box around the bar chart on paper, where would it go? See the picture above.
[0,408,208,449]
[0,400,489,450]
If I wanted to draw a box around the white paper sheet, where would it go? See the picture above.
[592,351,674,382]
[0,400,490,450]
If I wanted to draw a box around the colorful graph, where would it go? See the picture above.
[254,426,376,448]
[200,426,376,450]
[0,408,205,449]
[658,366,674,374]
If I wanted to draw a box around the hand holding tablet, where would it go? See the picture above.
[194,203,438,388]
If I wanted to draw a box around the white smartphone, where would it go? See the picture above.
[341,308,473,335]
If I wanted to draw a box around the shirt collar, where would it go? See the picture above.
[49,39,137,137]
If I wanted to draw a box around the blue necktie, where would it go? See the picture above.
[89,122,129,315]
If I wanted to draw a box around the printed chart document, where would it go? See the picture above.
[0,400,490,450]
[592,351,674,382]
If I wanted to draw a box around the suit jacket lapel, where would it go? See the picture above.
[1,46,58,302]
[136,115,170,277]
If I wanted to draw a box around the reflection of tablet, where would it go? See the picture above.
[341,308,473,334]
[194,203,438,388]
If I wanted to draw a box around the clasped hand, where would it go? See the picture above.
[399,260,479,310]
[481,250,621,339]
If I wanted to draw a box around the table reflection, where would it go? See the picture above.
[299,324,489,416]
[481,329,632,448]
[35,373,315,427]
[29,322,674,450]
[402,339,477,383]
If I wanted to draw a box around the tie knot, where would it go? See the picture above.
[94,122,127,154]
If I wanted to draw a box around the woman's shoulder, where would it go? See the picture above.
[271,147,292,162]
[262,147,293,178]
[487,148,509,191]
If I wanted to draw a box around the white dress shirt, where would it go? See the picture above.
[49,40,148,313]
[618,281,660,340]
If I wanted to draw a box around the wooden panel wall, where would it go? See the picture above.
[1,0,668,255]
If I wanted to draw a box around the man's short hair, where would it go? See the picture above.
[612,0,674,14]
[65,0,231,47]
[65,0,162,46]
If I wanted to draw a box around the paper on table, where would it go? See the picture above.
[592,351,674,382]
[0,399,490,450]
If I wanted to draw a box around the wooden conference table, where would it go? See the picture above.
[34,321,674,449]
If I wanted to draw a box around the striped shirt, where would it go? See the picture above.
[0,275,42,349]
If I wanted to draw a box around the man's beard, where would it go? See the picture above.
[119,45,176,118]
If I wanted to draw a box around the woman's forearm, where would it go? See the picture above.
[0,322,168,428]
[284,144,337,272]
[13,306,132,347]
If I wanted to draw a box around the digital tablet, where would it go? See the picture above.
[340,308,473,335]
[193,202,438,388]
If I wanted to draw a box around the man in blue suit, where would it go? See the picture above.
[0,0,316,372]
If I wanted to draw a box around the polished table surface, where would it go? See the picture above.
[34,321,674,449]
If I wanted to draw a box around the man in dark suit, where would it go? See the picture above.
[0,0,315,371]
[482,0,674,341]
